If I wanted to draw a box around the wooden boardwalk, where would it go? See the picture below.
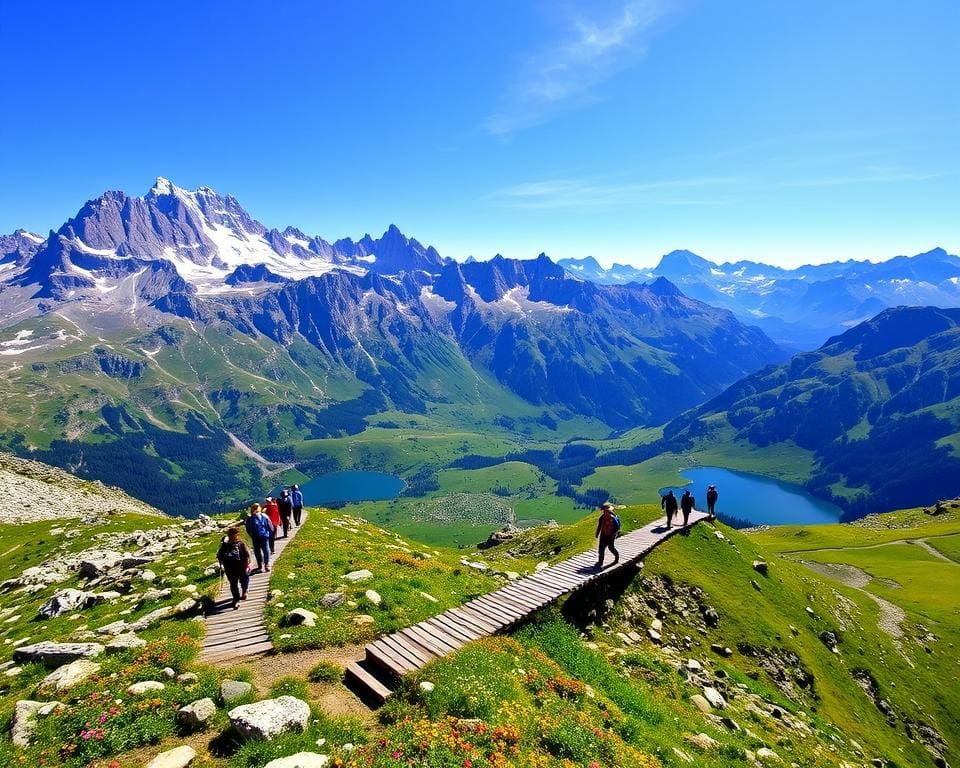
[200,515,304,663]
[346,510,710,703]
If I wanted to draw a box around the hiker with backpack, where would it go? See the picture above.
[706,484,718,520]
[594,502,621,570]
[681,489,696,526]
[244,503,274,572]
[277,490,293,538]
[291,484,304,526]
[217,527,251,610]
[264,496,281,554]
[661,489,678,528]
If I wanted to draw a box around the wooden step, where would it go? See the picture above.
[345,661,394,706]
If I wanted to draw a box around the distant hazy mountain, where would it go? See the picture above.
[667,306,960,517]
[559,248,960,350]
[0,179,784,511]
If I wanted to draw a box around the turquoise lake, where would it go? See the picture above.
[663,466,842,526]
[276,471,405,506]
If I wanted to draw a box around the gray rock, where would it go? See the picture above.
[690,694,712,714]
[177,672,199,684]
[177,697,216,730]
[106,633,147,654]
[11,700,42,747]
[37,588,98,619]
[703,607,720,627]
[752,560,769,576]
[341,569,373,583]
[819,631,839,651]
[685,733,719,750]
[40,659,100,692]
[127,680,165,695]
[141,569,158,582]
[13,641,104,667]
[128,606,173,631]
[228,695,310,740]
[364,589,382,606]
[97,619,130,636]
[756,747,782,763]
[78,550,124,579]
[121,555,153,569]
[282,608,319,628]
[174,598,198,615]
[319,592,344,609]
[220,679,253,703]
[702,686,727,709]
[263,753,330,768]
[686,658,703,672]
[145,745,197,768]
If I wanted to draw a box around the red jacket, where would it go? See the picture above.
[265,501,281,529]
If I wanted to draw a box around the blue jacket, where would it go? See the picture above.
[245,512,274,540]
[291,489,304,508]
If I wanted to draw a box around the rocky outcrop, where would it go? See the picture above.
[228,696,311,740]
[13,641,104,667]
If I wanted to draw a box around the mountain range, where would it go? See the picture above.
[0,179,784,512]
[559,247,960,350]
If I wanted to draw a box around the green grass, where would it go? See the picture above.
[927,532,960,563]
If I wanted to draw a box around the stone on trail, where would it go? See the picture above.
[229,695,311,740]
[342,569,373,583]
[364,589,382,606]
[263,753,330,768]
[282,608,319,628]
[178,697,217,730]
[40,659,100,692]
[221,679,253,703]
[145,745,197,768]
[106,633,146,654]
[127,680,165,695]
[13,641,104,667]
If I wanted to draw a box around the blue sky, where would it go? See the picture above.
[1,0,957,267]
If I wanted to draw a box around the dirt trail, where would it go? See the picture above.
[909,538,955,563]
[798,560,906,640]
[226,431,295,477]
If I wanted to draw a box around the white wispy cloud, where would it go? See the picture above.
[778,167,944,188]
[494,175,737,209]
[484,0,673,137]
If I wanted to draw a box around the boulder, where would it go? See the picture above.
[177,672,199,685]
[702,686,727,709]
[685,733,720,750]
[703,607,720,627]
[263,754,330,768]
[121,556,153,569]
[177,697,216,730]
[819,631,839,651]
[13,641,104,667]
[364,589,382,606]
[127,680,165,695]
[689,694,712,714]
[752,560,769,576]
[282,608,319,628]
[341,569,373,583]
[353,615,374,625]
[174,598,198,615]
[220,679,253,703]
[97,619,130,636]
[647,629,662,643]
[37,588,94,619]
[145,745,197,768]
[78,550,124,579]
[319,592,345,609]
[756,747,783,763]
[11,700,42,747]
[686,659,703,672]
[228,695,310,740]
[419,681,435,693]
[534,562,549,571]
[128,606,173,632]
[40,659,100,692]
[106,633,147,654]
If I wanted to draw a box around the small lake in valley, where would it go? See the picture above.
[273,471,405,506]
[661,466,842,526]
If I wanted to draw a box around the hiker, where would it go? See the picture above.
[661,490,678,528]
[706,484,718,520]
[217,527,251,609]
[594,502,621,570]
[681,489,695,526]
[264,496,281,554]
[291,484,304,526]
[277,490,293,538]
[244,503,274,572]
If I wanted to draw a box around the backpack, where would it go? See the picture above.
[219,541,244,564]
[600,513,621,537]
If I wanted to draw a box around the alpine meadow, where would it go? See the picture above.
[1,3,958,768]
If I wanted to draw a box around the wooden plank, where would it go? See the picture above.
[205,621,264,638]
[345,661,392,703]
[463,600,517,627]
[381,634,431,668]
[366,643,412,678]
[404,623,461,656]
[426,615,479,643]
[439,610,488,640]
[450,607,500,633]
[369,639,418,673]
[468,595,525,620]
[202,639,274,661]
[497,586,547,609]
[406,622,460,655]
[204,630,269,647]
[505,582,553,606]
[489,586,540,609]
[395,628,445,661]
